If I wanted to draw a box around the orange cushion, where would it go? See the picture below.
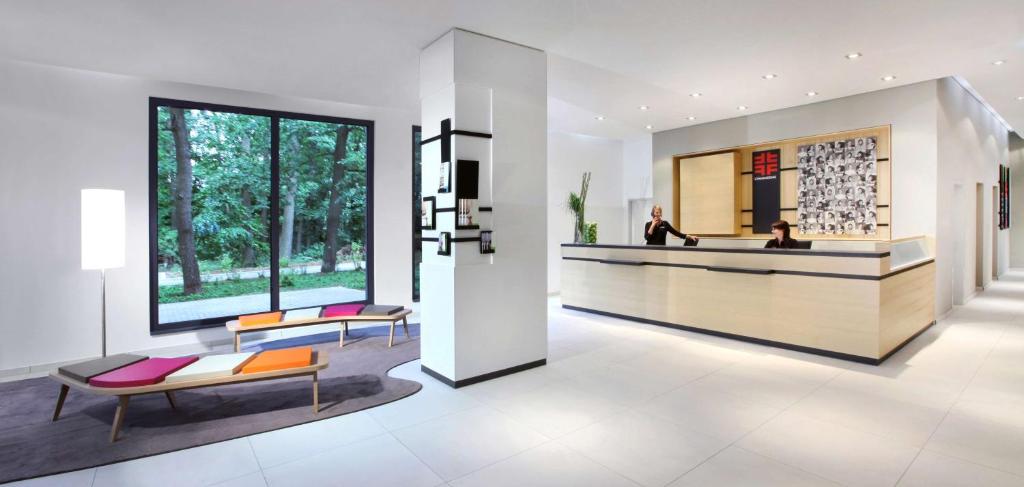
[241,347,312,374]
[238,311,283,327]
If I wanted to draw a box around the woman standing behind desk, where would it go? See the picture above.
[645,205,699,246]
[765,220,799,249]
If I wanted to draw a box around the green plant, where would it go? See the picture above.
[586,222,598,244]
[566,172,592,243]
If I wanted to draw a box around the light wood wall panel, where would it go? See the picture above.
[678,152,741,235]
[675,125,892,241]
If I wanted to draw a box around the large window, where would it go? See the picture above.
[412,126,422,301]
[149,98,373,333]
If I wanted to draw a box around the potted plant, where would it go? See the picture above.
[566,172,591,244]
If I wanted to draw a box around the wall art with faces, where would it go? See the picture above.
[797,136,878,235]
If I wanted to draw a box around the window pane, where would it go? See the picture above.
[278,119,368,309]
[156,107,272,324]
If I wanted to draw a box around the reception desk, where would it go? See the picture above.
[560,237,935,364]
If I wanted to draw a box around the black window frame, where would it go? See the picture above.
[412,125,422,302]
[148,97,375,334]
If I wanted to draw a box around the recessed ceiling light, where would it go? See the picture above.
[881,75,896,82]
[762,74,777,80]
[992,60,1006,66]
[645,125,653,130]
[687,116,696,121]
[638,105,649,111]
[595,116,605,121]
[845,52,862,59]
[737,105,748,111]
[806,91,818,97]
[1018,96,1024,101]
[689,92,702,98]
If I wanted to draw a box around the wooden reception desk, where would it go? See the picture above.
[560,237,935,364]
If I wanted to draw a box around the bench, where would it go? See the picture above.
[51,350,327,442]
[226,306,413,353]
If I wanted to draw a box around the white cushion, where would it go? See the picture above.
[164,352,256,383]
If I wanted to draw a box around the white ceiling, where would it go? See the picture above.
[1,0,1021,139]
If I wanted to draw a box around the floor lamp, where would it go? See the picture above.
[81,189,125,357]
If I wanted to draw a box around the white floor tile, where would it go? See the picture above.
[565,362,693,408]
[248,411,387,468]
[692,362,830,409]
[261,434,442,487]
[208,472,268,487]
[94,439,260,487]
[487,381,626,438]
[925,400,1024,476]
[448,442,639,487]
[6,469,96,487]
[737,411,920,487]
[787,384,947,447]
[459,365,566,403]
[559,410,729,487]
[638,382,783,442]
[897,450,1024,487]
[669,446,841,487]
[392,406,548,481]
[367,383,482,431]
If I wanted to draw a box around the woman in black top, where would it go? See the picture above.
[765,220,799,249]
[644,205,699,246]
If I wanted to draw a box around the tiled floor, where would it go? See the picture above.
[14,272,1024,487]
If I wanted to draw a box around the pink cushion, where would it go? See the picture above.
[322,304,365,318]
[89,357,199,388]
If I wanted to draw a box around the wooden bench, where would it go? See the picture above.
[50,351,328,442]
[226,308,413,353]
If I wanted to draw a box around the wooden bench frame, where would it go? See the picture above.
[226,309,413,353]
[50,351,328,442]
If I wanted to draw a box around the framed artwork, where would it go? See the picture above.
[422,196,436,230]
[480,230,494,253]
[438,231,451,256]
[439,160,451,193]
[796,136,878,235]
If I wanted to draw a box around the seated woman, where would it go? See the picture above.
[765,220,799,249]
[644,204,699,246]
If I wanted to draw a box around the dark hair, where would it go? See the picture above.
[770,220,791,240]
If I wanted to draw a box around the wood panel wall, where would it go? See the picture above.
[678,152,741,235]
[673,125,892,240]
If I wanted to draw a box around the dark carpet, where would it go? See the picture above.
[0,324,422,484]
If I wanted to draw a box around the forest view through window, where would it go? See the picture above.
[151,98,373,331]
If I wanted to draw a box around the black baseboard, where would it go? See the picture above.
[562,304,935,366]
[421,359,547,388]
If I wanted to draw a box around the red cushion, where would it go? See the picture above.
[89,357,198,388]
[322,304,365,318]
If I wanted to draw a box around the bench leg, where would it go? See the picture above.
[344,321,349,337]
[234,332,241,353]
[52,384,69,422]
[165,391,178,410]
[110,395,130,443]
[403,316,410,339]
[312,371,319,414]
[388,320,396,347]
[339,323,345,348]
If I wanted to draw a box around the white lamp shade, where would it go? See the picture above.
[81,189,126,270]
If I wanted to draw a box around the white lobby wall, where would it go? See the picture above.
[547,131,627,293]
[0,59,417,372]
[1010,133,1024,268]
[935,78,1010,308]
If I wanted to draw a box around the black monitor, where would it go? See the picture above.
[794,240,812,250]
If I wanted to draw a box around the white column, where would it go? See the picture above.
[419,29,548,386]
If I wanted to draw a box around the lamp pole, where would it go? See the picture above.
[101,268,107,357]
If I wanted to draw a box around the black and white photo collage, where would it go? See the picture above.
[797,137,878,235]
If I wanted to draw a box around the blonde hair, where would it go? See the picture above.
[650,204,663,217]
